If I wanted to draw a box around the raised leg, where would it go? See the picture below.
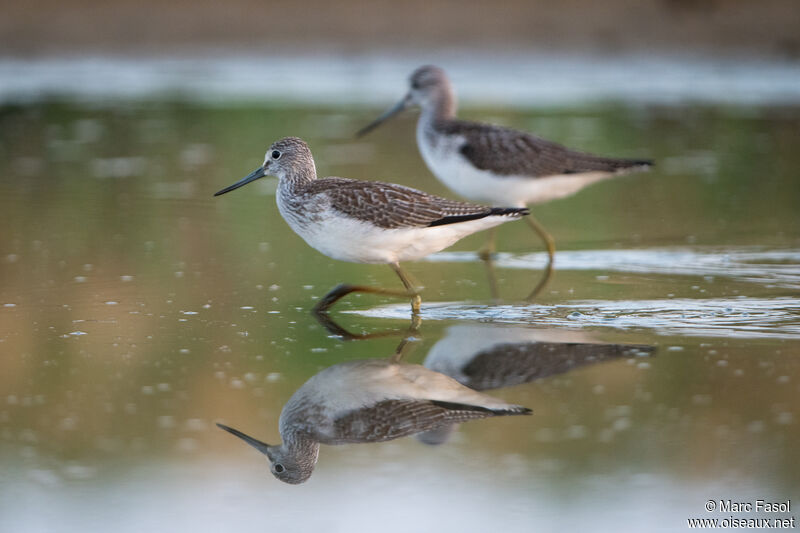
[312,263,422,315]
[313,283,415,314]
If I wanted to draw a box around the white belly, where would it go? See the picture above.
[417,128,615,207]
[277,196,515,264]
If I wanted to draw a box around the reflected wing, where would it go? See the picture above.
[310,177,527,229]
[328,399,528,444]
[461,342,655,390]
[449,120,652,178]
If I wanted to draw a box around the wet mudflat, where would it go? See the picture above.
[1,96,798,531]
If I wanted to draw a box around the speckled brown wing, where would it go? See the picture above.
[306,177,528,229]
[445,120,653,178]
[327,399,529,444]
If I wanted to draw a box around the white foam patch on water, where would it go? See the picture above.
[427,247,800,289]
[349,297,800,339]
[1,53,800,106]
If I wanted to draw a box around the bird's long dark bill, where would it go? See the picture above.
[213,167,265,197]
[355,96,410,137]
[216,423,272,457]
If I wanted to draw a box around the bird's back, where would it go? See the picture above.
[295,176,528,229]
[439,119,653,178]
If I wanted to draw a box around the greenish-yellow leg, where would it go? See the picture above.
[478,227,498,261]
[482,253,500,301]
[390,262,422,315]
[526,214,555,265]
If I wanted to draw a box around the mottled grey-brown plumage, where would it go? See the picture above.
[439,119,653,178]
[299,176,528,229]
[331,399,528,443]
[217,358,531,483]
[460,341,655,391]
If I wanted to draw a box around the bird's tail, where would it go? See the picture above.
[489,207,530,217]
[565,153,654,174]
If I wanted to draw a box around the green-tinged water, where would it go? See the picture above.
[0,100,799,532]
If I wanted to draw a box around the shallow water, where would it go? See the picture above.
[1,88,799,531]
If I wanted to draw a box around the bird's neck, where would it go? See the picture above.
[280,165,316,194]
[283,428,320,466]
[421,87,457,127]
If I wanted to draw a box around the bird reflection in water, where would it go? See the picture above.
[416,324,654,444]
[217,338,531,484]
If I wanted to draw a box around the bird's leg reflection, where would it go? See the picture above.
[525,215,555,301]
[313,263,422,315]
[312,306,422,342]
[483,255,552,303]
[526,261,554,301]
[481,252,501,302]
[389,330,422,364]
[480,217,554,302]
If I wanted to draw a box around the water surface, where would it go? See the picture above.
[1,82,799,531]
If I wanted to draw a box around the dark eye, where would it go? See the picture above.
[274,463,285,473]
[271,150,281,160]
[411,81,421,90]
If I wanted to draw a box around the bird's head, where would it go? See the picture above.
[216,422,317,484]
[356,65,453,137]
[213,137,315,196]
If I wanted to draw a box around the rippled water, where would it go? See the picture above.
[0,61,799,532]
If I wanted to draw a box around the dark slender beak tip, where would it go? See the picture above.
[215,422,273,456]
[213,166,266,197]
[355,96,410,138]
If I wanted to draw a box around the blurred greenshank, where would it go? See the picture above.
[357,65,653,265]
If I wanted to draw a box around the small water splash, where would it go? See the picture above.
[349,297,800,339]
[427,246,800,289]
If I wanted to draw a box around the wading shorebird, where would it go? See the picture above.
[216,357,531,484]
[213,137,528,314]
[357,65,653,266]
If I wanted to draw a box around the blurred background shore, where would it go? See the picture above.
[3,0,800,58]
